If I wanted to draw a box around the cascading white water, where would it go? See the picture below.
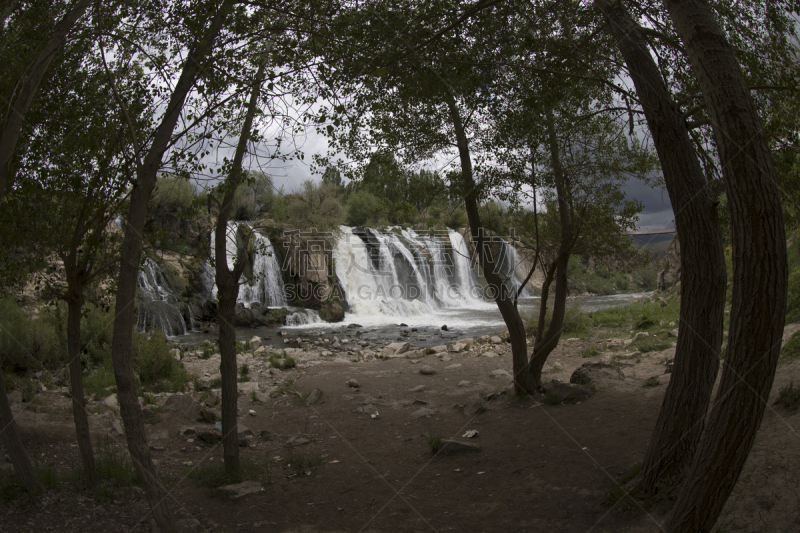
[448,229,485,304]
[136,257,188,336]
[286,309,323,326]
[505,241,533,298]
[333,226,498,326]
[210,221,286,307]
[239,231,287,307]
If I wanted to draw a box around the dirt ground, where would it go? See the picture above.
[2,325,800,533]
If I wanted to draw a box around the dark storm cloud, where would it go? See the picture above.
[624,177,675,230]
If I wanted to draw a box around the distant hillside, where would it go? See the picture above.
[631,233,674,260]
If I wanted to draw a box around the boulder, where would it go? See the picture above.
[490,336,503,345]
[164,394,202,421]
[544,380,593,404]
[249,336,262,350]
[319,301,345,322]
[419,365,436,375]
[381,342,411,358]
[569,362,624,386]
[305,388,322,406]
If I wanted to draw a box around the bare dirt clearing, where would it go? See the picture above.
[2,328,799,532]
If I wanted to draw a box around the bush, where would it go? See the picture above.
[0,297,62,373]
[132,330,189,392]
[346,190,380,226]
[445,207,467,229]
[781,331,800,362]
[777,381,800,411]
[151,175,195,216]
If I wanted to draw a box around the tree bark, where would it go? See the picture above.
[596,0,727,495]
[0,366,41,493]
[214,59,267,475]
[663,2,787,531]
[109,4,233,531]
[528,109,574,385]
[0,0,92,202]
[443,89,537,395]
[66,280,97,484]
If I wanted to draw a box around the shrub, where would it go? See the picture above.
[132,330,189,392]
[780,331,800,362]
[643,376,660,388]
[582,346,600,358]
[425,433,442,453]
[777,381,800,411]
[346,190,381,226]
[0,297,62,373]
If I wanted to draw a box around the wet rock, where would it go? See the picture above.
[217,480,263,499]
[319,301,344,322]
[419,365,436,375]
[441,325,448,331]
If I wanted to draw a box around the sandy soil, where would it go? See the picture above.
[2,325,799,533]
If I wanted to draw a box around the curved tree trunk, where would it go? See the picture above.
[214,59,267,475]
[66,282,97,484]
[528,109,573,386]
[0,366,41,493]
[597,0,727,495]
[109,5,233,531]
[663,2,787,531]
[443,90,537,395]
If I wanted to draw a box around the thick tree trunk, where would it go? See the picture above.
[0,0,92,201]
[663,2,787,532]
[109,5,232,531]
[0,366,41,493]
[597,0,727,494]
[66,284,97,484]
[443,90,537,394]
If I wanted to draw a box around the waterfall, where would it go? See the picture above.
[503,241,533,298]
[136,257,188,336]
[210,222,286,308]
[286,309,323,326]
[333,226,494,324]
[239,231,287,307]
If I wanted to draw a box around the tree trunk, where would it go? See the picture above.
[214,59,267,475]
[443,89,537,395]
[0,0,92,202]
[109,5,232,531]
[66,283,97,484]
[663,2,787,531]
[0,366,41,493]
[528,109,574,386]
[597,0,727,495]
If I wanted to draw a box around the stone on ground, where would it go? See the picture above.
[569,362,624,386]
[217,480,263,499]
[419,365,436,375]
[437,440,481,455]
